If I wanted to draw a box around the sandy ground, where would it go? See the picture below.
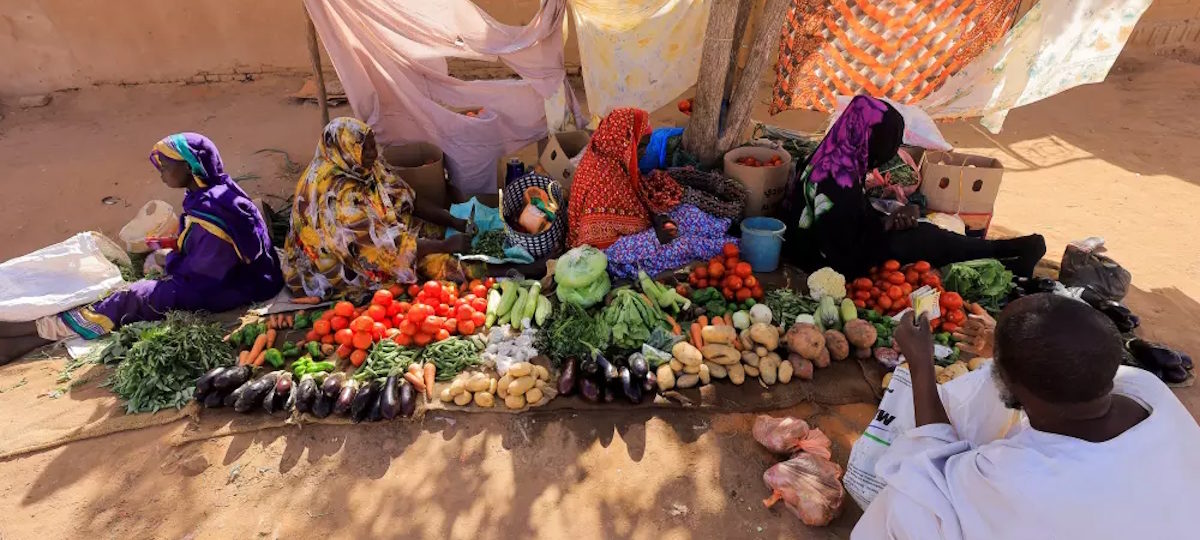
[1,52,1199,539]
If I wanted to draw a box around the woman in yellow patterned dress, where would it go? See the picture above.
[282,117,477,299]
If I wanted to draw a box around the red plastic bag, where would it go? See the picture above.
[752,415,833,460]
[762,453,845,527]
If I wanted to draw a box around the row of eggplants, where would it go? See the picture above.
[557,350,656,404]
[194,367,416,421]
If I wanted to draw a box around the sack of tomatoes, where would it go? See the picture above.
[304,278,495,366]
[733,154,784,168]
[849,260,943,316]
[686,243,763,302]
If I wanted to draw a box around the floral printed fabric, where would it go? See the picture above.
[567,108,653,250]
[795,96,888,230]
[606,205,736,280]
[917,0,1154,132]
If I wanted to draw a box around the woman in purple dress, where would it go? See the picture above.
[0,133,283,364]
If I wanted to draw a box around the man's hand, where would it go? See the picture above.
[895,310,934,370]
[952,303,996,358]
[884,205,920,231]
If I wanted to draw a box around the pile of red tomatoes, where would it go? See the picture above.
[850,260,966,333]
[733,155,784,168]
[685,243,764,302]
[305,278,495,366]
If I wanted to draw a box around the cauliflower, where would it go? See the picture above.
[807,267,847,301]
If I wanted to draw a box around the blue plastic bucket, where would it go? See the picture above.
[740,217,787,272]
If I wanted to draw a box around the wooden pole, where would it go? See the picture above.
[716,0,788,154]
[305,13,330,126]
[681,0,742,165]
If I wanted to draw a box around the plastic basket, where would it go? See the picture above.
[499,173,566,259]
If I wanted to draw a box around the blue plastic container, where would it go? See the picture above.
[740,217,787,272]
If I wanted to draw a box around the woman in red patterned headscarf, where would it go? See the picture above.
[567,108,653,249]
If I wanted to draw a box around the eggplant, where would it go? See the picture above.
[642,370,658,393]
[596,352,618,382]
[628,353,649,378]
[275,373,294,396]
[322,372,347,399]
[1098,301,1139,333]
[195,367,225,398]
[580,354,599,377]
[619,367,643,404]
[603,383,616,403]
[557,357,579,396]
[379,376,401,420]
[579,378,601,402]
[295,374,319,414]
[1181,353,1194,371]
[368,386,385,422]
[351,380,381,423]
[261,386,278,414]
[398,380,416,418]
[311,393,334,418]
[333,379,360,416]
[1163,364,1190,384]
[1128,339,1183,369]
[223,384,245,408]
[213,365,252,391]
[203,391,225,408]
[235,372,280,413]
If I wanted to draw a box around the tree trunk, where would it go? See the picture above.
[723,0,754,100]
[683,0,789,166]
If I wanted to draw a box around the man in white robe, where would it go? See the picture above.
[852,293,1200,539]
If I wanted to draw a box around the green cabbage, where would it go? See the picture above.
[555,246,608,289]
[556,272,611,308]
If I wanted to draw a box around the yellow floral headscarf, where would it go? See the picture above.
[282,117,419,298]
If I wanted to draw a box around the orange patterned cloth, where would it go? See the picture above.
[771,0,1020,114]
[567,108,653,249]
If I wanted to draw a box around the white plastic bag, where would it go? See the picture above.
[0,232,129,322]
[843,363,1021,509]
[118,200,179,254]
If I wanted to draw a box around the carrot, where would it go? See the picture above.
[665,315,681,336]
[252,350,267,367]
[423,363,436,400]
[690,322,704,348]
[712,315,725,326]
[408,363,421,376]
[238,350,250,365]
[264,328,278,349]
[698,315,709,327]
[292,296,322,305]
[404,371,427,392]
[285,314,294,328]
[248,333,269,361]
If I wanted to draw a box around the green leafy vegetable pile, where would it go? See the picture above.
[536,302,611,365]
[469,229,506,259]
[601,286,671,351]
[103,312,235,413]
[941,259,1014,313]
[765,288,819,326]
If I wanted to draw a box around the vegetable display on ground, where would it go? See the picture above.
[105,312,235,413]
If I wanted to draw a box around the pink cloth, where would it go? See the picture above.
[304,0,581,194]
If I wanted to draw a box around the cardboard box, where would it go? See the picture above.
[916,150,1004,215]
[537,131,591,190]
[723,146,792,217]
[382,142,447,209]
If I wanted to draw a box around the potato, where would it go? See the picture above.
[487,377,497,395]
[505,393,527,409]
[701,325,737,345]
[672,342,703,366]
[534,365,551,381]
[496,374,512,399]
[748,323,780,350]
[759,356,779,385]
[701,344,740,365]
[968,357,991,371]
[683,363,701,374]
[449,377,467,397]
[937,361,969,384]
[743,364,760,378]
[705,362,728,379]
[728,362,746,385]
[741,350,760,367]
[525,387,544,405]
[507,362,532,378]
[535,379,551,392]
[453,391,473,406]
[881,372,893,389]
[785,323,825,359]
[766,352,782,365]
[813,347,831,369]
[439,387,455,403]
[508,375,536,396]
[656,364,676,391]
[739,329,754,350]
[474,391,495,408]
[669,358,684,372]
[698,363,711,385]
[466,373,491,393]
[795,358,814,380]
[823,330,850,361]
[755,346,769,358]
[778,360,794,384]
[676,373,700,388]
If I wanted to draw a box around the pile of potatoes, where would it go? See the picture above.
[659,323,797,388]
[880,357,993,389]
[440,362,556,409]
[656,341,711,391]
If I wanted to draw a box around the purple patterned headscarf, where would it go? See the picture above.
[807,96,890,189]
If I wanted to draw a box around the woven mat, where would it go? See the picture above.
[771,0,1020,113]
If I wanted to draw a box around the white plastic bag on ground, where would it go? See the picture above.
[0,232,128,322]
[843,363,1021,509]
